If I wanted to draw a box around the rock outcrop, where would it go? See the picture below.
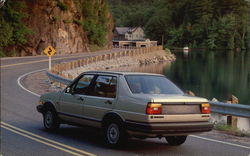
[18,0,113,56]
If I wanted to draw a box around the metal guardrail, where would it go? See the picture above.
[47,72,250,118]
[47,72,72,86]
[209,101,250,118]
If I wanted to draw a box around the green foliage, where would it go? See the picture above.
[108,0,250,49]
[63,19,71,24]
[73,0,109,47]
[89,44,107,52]
[0,0,32,51]
[57,1,68,11]
[73,19,83,26]
[0,51,6,57]
[52,16,60,22]
[215,123,250,137]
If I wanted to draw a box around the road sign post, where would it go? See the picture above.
[49,56,51,71]
[43,45,56,71]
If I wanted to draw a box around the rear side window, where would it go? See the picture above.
[89,75,117,98]
[125,75,183,94]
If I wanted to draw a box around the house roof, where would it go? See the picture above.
[115,27,143,35]
[127,27,138,33]
[115,27,129,35]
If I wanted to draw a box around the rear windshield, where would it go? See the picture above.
[125,75,183,94]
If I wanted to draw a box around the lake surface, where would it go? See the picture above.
[164,50,250,104]
[113,50,250,105]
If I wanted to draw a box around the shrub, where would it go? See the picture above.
[0,50,6,57]
[63,19,71,23]
[73,19,83,26]
[52,16,60,22]
[0,0,32,56]
[57,1,68,11]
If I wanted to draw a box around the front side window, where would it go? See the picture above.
[68,75,95,95]
[89,75,117,98]
[125,75,183,95]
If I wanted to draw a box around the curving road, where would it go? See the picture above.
[1,51,250,156]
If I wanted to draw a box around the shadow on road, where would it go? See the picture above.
[40,125,179,152]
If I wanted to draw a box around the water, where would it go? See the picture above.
[113,50,250,105]
[164,50,250,105]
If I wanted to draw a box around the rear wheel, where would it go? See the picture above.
[165,136,187,146]
[103,120,127,148]
[43,107,60,131]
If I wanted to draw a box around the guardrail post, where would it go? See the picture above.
[122,51,125,56]
[85,58,89,64]
[111,53,115,59]
[226,95,239,128]
[101,55,105,61]
[93,56,97,63]
[77,60,81,67]
[129,50,133,56]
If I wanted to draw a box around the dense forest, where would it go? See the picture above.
[108,0,250,49]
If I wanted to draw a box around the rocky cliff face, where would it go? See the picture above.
[19,0,113,56]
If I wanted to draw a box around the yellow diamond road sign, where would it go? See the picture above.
[44,45,56,56]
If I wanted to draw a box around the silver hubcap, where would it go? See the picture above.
[45,111,53,128]
[107,123,119,144]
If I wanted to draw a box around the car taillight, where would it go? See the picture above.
[146,103,162,114]
[201,103,210,114]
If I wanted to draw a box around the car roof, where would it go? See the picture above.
[83,71,164,76]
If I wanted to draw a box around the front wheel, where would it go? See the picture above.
[43,108,60,131]
[165,136,187,146]
[104,121,127,148]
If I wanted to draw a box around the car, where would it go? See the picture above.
[37,71,213,147]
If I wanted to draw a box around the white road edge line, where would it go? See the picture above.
[190,135,250,149]
[18,69,250,150]
[17,69,46,97]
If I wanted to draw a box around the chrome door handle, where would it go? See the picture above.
[104,100,112,104]
[77,97,84,101]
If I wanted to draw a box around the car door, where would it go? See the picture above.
[83,75,118,124]
[58,74,95,123]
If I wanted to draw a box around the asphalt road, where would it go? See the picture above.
[1,51,250,156]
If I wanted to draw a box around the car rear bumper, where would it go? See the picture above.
[125,120,213,137]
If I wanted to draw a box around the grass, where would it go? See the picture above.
[0,51,6,57]
[164,48,172,55]
[0,50,17,57]
[63,19,71,24]
[214,123,250,137]
[73,19,83,26]
[57,1,68,11]
[52,16,60,22]
[89,44,107,52]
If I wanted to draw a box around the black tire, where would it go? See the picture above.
[103,120,127,148]
[165,136,187,146]
[43,107,60,131]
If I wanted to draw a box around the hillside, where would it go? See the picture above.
[108,0,250,49]
[0,0,113,57]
